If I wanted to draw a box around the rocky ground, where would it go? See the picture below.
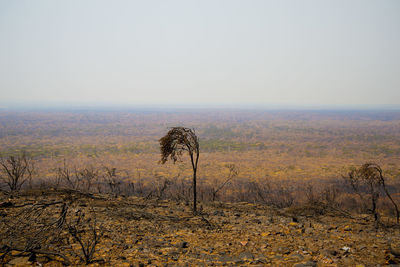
[1,190,400,266]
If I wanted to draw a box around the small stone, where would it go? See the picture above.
[293,261,317,267]
[290,253,304,260]
[277,247,291,255]
[219,255,234,263]
[234,259,245,264]
[322,249,337,257]
[305,228,313,235]
[253,257,268,264]
[7,256,30,266]
[304,261,317,267]
[252,218,262,224]
[238,251,254,260]
[240,240,248,246]
[343,226,352,231]
[213,210,225,216]
[342,246,351,253]
[177,241,188,248]
[280,218,290,224]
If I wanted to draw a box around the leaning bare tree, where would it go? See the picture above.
[366,163,399,224]
[211,164,238,202]
[345,162,399,225]
[159,127,200,214]
[0,153,34,192]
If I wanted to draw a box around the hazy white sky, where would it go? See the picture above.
[0,0,399,107]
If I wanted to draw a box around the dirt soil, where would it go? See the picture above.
[1,191,400,266]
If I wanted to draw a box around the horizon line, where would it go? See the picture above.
[1,101,400,111]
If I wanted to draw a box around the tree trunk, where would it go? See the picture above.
[381,179,400,224]
[193,167,197,214]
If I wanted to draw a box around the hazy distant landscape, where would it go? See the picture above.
[1,108,400,201]
[2,108,400,159]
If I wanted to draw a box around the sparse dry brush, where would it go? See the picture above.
[2,152,399,226]
[210,164,238,202]
[66,205,102,264]
[0,191,104,266]
[103,166,121,196]
[0,153,34,192]
[0,198,71,265]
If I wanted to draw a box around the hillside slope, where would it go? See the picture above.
[1,191,399,266]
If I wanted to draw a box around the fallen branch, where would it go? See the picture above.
[0,245,71,266]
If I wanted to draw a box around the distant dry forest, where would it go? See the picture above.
[1,109,400,218]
